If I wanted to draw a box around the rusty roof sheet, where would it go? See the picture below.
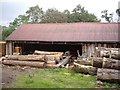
[6,22,119,42]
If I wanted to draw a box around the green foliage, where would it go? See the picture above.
[0,25,2,40]
[116,8,120,22]
[26,5,44,23]
[2,26,14,40]
[101,10,113,22]
[64,4,99,23]
[41,8,68,23]
[116,8,120,17]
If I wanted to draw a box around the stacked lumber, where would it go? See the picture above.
[73,57,97,75]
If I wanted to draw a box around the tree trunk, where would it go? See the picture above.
[34,50,63,55]
[46,60,56,64]
[96,47,120,59]
[5,55,45,61]
[97,68,120,82]
[75,57,92,66]
[103,58,120,70]
[45,64,58,68]
[92,57,103,68]
[73,62,97,75]
[2,60,45,68]
[18,55,45,61]
[5,55,19,60]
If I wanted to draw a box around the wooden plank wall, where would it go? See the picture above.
[82,43,118,57]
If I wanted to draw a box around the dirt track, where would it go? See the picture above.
[2,64,34,88]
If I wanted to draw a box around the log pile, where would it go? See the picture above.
[102,58,120,70]
[94,47,120,83]
[2,51,64,68]
[74,57,92,66]
[92,57,103,68]
[2,50,72,68]
[73,57,97,75]
[73,62,97,75]
[97,68,120,82]
[96,47,120,60]
[73,47,120,83]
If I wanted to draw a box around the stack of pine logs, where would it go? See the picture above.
[73,57,97,75]
[94,47,120,82]
[73,47,120,82]
[2,51,63,68]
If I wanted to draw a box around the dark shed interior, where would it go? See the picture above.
[14,42,82,57]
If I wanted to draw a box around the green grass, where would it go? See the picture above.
[9,68,120,88]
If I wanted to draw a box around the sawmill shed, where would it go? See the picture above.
[5,22,120,57]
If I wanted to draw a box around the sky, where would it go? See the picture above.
[0,0,120,26]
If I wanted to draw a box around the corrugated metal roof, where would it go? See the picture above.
[6,22,119,42]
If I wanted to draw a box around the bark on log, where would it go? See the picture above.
[92,57,103,68]
[45,55,61,61]
[75,58,92,66]
[5,55,19,60]
[18,55,45,61]
[5,55,45,61]
[34,50,63,55]
[73,62,97,75]
[96,47,120,59]
[2,60,45,68]
[45,64,58,68]
[97,68,120,82]
[46,60,56,64]
[103,58,120,70]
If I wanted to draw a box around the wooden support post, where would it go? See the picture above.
[9,41,13,55]
[6,41,13,55]
[82,44,85,57]
[6,42,9,55]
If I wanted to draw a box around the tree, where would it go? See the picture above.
[0,25,2,40]
[101,10,113,22]
[69,4,99,22]
[26,5,44,23]
[41,8,68,23]
[116,8,120,22]
[72,4,86,13]
[2,27,13,40]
